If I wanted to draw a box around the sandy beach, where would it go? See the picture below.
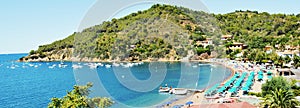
[160,59,270,108]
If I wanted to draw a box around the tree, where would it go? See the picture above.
[29,50,36,55]
[284,56,291,64]
[19,4,300,62]
[261,89,299,108]
[48,83,113,108]
[261,77,291,96]
[185,24,192,31]
[293,55,300,68]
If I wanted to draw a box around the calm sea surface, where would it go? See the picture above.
[0,54,231,108]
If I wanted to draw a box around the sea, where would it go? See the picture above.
[0,53,232,108]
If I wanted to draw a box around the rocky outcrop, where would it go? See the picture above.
[19,48,73,62]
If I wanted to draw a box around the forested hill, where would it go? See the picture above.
[19,4,300,62]
[215,10,300,49]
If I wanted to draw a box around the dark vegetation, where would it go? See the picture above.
[24,4,300,61]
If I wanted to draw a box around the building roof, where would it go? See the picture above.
[232,42,243,45]
[206,38,212,40]
[277,68,291,72]
[283,50,294,55]
[222,35,232,38]
[265,45,272,48]
[190,102,256,108]
[290,69,300,77]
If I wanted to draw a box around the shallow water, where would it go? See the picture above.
[0,54,231,107]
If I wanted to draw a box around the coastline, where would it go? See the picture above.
[160,59,237,108]
[17,57,238,107]
[165,59,269,108]
[199,59,236,90]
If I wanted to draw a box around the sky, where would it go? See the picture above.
[0,0,299,54]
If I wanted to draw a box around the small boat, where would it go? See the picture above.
[88,63,97,69]
[59,64,67,68]
[122,63,134,68]
[72,64,83,69]
[29,64,34,67]
[10,66,16,69]
[159,87,171,93]
[58,61,67,68]
[48,66,55,69]
[199,64,211,66]
[22,64,27,68]
[112,63,120,67]
[105,64,111,68]
[169,88,188,95]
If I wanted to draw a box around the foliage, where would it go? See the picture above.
[291,79,300,96]
[261,76,291,96]
[293,55,300,68]
[29,50,36,55]
[260,89,299,108]
[248,92,262,97]
[38,33,75,53]
[48,83,113,108]
[23,4,300,61]
[261,77,300,108]
[194,47,210,55]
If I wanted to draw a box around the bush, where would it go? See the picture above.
[261,76,291,96]
[294,89,300,96]
[248,92,262,97]
[29,50,36,55]
[48,83,113,108]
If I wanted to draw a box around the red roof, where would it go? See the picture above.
[190,102,256,108]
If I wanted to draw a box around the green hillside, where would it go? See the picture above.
[19,4,300,62]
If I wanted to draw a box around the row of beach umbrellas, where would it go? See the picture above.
[258,71,263,80]
[156,99,193,108]
[242,72,255,91]
[217,73,239,93]
[205,83,220,95]
[228,72,247,93]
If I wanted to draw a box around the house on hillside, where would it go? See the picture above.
[199,38,213,48]
[277,68,295,76]
[229,42,247,50]
[196,38,213,48]
[221,35,232,41]
[277,50,300,58]
[277,68,300,80]
[265,45,272,54]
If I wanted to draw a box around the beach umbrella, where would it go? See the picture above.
[171,98,179,102]
[186,101,193,107]
[172,105,181,108]
[172,105,184,108]
[242,86,249,91]
[156,105,164,108]
[164,101,172,106]
[267,71,272,75]
[258,75,263,80]
[229,87,237,93]
[224,82,231,87]
[268,75,272,79]
[217,86,226,93]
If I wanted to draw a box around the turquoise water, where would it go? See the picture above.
[0,54,231,108]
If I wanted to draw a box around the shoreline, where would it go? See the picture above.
[17,58,238,107]
[17,59,215,63]
[199,60,236,90]
[166,60,268,107]
[160,59,237,108]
